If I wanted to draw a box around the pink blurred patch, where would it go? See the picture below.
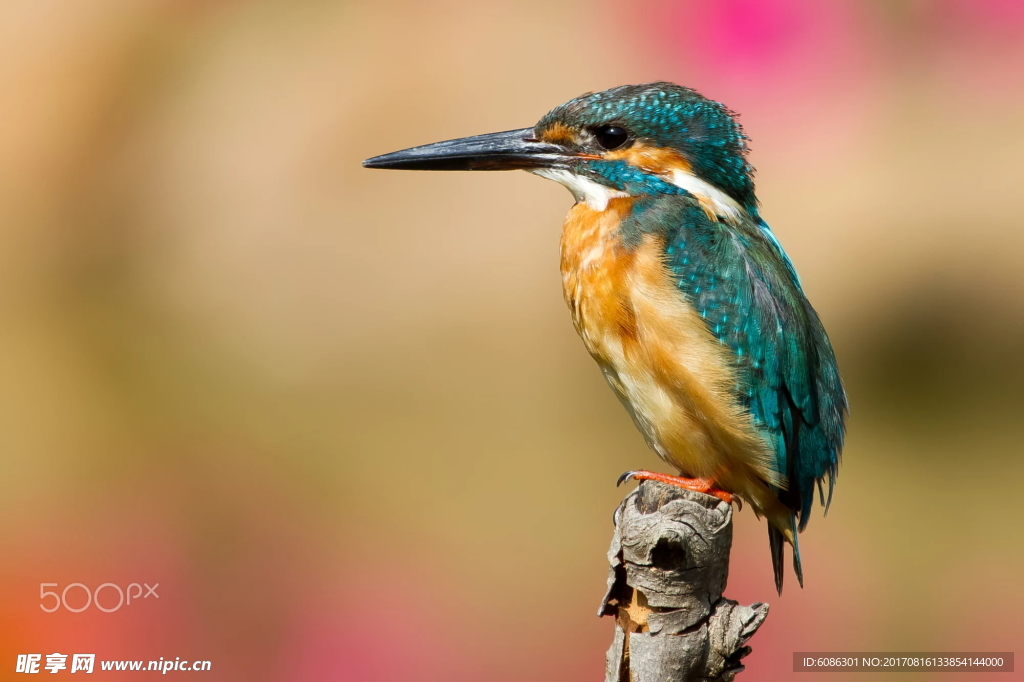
[0,443,338,680]
[630,0,883,164]
[927,0,1024,98]
[649,0,877,93]
[283,572,461,682]
[282,558,607,682]
[0,498,194,674]
[722,513,877,680]
[944,0,1024,29]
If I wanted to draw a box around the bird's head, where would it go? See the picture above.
[364,82,757,219]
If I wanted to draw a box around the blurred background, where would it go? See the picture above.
[1,0,1023,679]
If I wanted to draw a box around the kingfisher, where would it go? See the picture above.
[363,83,847,593]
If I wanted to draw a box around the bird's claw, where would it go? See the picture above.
[616,470,639,487]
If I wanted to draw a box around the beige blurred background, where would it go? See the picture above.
[2,0,1023,680]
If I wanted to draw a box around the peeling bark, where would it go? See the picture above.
[600,481,769,681]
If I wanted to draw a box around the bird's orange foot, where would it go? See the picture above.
[617,470,734,504]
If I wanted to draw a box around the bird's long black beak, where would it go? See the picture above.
[362,127,571,171]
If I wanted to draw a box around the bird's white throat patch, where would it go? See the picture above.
[530,168,628,211]
[532,167,746,223]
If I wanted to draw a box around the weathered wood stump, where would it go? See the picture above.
[600,481,769,682]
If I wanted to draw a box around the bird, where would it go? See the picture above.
[363,82,847,593]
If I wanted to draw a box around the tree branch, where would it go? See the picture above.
[599,481,769,681]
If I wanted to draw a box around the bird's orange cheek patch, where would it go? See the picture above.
[605,143,692,178]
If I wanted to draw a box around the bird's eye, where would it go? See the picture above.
[593,125,630,150]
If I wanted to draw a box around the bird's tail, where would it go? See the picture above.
[768,516,803,595]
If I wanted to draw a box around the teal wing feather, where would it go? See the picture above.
[623,195,848,591]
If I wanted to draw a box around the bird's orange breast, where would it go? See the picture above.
[559,198,639,348]
[558,198,788,527]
